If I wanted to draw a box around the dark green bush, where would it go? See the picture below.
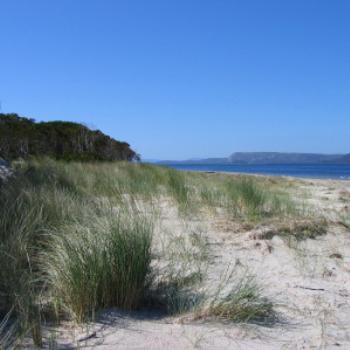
[0,113,139,162]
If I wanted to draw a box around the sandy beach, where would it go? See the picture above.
[39,174,350,350]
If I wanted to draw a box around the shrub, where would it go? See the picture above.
[0,113,138,162]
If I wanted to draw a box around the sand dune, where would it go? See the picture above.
[41,176,350,350]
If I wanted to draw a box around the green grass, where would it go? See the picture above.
[43,210,152,323]
[159,170,298,220]
[198,270,276,324]
[224,177,296,220]
[206,278,275,324]
[0,160,157,345]
[166,169,192,213]
[11,159,298,219]
[0,159,300,346]
[0,176,76,346]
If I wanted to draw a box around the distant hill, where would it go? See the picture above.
[228,152,342,164]
[334,154,350,164]
[157,152,349,165]
[0,113,139,162]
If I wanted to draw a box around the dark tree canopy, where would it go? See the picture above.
[0,113,139,162]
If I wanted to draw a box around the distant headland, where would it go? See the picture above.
[157,152,350,165]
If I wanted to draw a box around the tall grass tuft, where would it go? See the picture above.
[43,210,153,323]
[224,177,296,220]
[0,172,79,346]
[167,169,191,212]
[0,159,157,344]
[207,279,274,323]
[198,268,276,324]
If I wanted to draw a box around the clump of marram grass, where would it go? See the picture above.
[0,159,158,345]
[0,170,85,347]
[195,176,227,210]
[206,284,274,324]
[196,269,276,325]
[43,210,153,323]
[152,260,276,325]
[166,169,192,212]
[224,177,296,220]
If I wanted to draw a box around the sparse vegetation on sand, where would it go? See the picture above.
[199,269,276,324]
[339,212,350,230]
[0,159,331,347]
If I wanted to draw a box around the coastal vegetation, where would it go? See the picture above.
[0,113,138,162]
[0,159,330,348]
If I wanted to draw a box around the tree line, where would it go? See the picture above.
[0,113,139,162]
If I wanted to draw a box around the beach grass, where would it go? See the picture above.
[43,210,153,323]
[196,268,276,324]
[0,160,156,344]
[0,159,303,346]
[204,277,275,324]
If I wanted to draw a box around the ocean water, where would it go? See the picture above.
[159,163,350,180]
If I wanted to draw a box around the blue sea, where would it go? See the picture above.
[159,163,350,180]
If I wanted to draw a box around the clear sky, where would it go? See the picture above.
[1,1,349,160]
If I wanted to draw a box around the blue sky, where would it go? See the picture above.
[1,0,349,160]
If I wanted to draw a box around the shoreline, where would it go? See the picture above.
[174,168,350,182]
[154,162,350,182]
